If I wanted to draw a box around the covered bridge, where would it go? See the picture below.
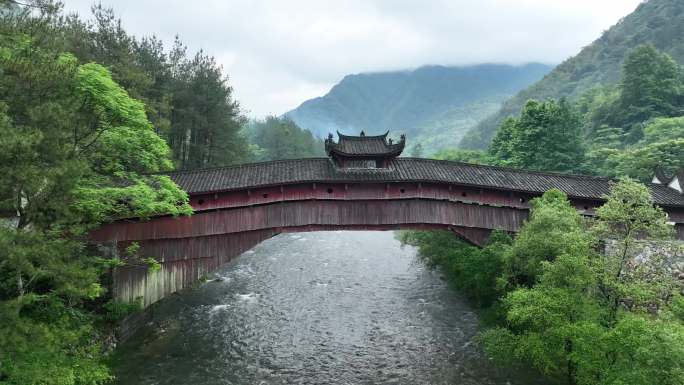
[90,131,684,307]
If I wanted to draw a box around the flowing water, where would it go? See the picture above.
[112,231,548,385]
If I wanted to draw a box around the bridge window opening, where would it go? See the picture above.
[327,188,334,194]
[584,205,589,210]
[519,198,525,203]
[197,199,205,205]
[461,192,467,197]
[400,188,405,194]
[263,193,269,199]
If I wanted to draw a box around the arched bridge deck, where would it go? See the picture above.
[91,158,684,307]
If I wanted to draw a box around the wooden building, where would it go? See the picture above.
[325,131,405,168]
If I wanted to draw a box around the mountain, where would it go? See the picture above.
[285,63,552,154]
[459,0,684,149]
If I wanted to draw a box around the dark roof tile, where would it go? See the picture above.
[325,131,405,157]
[169,158,684,207]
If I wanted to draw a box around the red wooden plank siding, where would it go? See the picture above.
[92,198,528,242]
[111,229,277,306]
[91,172,684,307]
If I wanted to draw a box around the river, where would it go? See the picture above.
[112,231,548,385]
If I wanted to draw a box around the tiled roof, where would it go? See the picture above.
[168,158,684,207]
[325,131,404,157]
[336,136,391,154]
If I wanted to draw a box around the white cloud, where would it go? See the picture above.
[61,0,643,118]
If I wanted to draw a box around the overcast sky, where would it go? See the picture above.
[61,0,643,118]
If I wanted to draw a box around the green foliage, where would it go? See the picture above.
[617,44,683,132]
[593,178,672,242]
[124,242,140,257]
[406,180,684,385]
[75,63,173,174]
[399,230,511,310]
[433,148,495,165]
[0,296,113,385]
[500,189,591,289]
[119,241,162,274]
[583,44,684,145]
[0,228,111,384]
[592,179,677,319]
[487,117,516,164]
[489,99,585,172]
[246,116,325,161]
[0,2,200,383]
[0,12,192,231]
[62,4,249,169]
[461,0,684,149]
[165,45,249,168]
[592,138,684,182]
[73,174,191,225]
[481,180,684,385]
[0,228,103,303]
[141,258,161,273]
[599,314,684,385]
[470,46,684,377]
[102,299,142,322]
[642,115,684,143]
[481,45,683,180]
[671,294,684,321]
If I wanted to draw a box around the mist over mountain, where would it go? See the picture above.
[285,63,552,153]
[460,0,684,149]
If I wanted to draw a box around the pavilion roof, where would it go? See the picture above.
[325,131,404,158]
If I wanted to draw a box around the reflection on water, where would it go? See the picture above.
[113,231,547,385]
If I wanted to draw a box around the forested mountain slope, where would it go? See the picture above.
[285,63,551,154]
[460,0,684,149]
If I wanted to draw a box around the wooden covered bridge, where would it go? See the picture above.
[90,131,684,307]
